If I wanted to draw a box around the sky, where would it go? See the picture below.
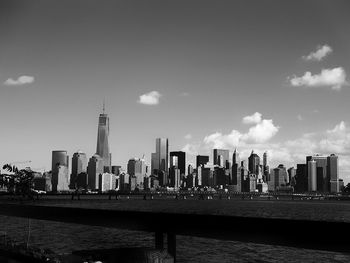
[1,0,350,183]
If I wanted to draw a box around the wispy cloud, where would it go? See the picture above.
[138,91,161,105]
[4,75,35,86]
[302,44,333,61]
[289,67,347,90]
[297,114,303,121]
[180,92,189,97]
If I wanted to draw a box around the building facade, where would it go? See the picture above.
[88,154,104,190]
[196,155,209,168]
[71,151,88,189]
[96,106,111,172]
[213,149,230,169]
[151,138,169,186]
[51,150,70,192]
[170,151,186,176]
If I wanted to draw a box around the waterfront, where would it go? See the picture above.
[0,198,350,262]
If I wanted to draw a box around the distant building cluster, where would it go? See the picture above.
[31,106,343,194]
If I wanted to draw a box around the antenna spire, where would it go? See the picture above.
[103,99,105,114]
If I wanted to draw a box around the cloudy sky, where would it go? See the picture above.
[1,0,350,183]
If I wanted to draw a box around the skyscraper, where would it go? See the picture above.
[287,167,296,185]
[308,160,317,192]
[196,155,209,168]
[248,150,260,175]
[71,151,88,188]
[295,164,307,192]
[273,164,288,190]
[127,158,146,189]
[88,154,104,190]
[213,149,230,169]
[231,149,240,188]
[51,150,70,192]
[327,154,339,193]
[306,155,328,192]
[263,151,269,182]
[151,138,169,186]
[187,164,194,176]
[96,103,111,172]
[240,161,249,192]
[170,151,186,175]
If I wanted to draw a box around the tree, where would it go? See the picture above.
[342,183,350,194]
[1,164,35,197]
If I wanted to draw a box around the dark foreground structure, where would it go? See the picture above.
[0,202,349,262]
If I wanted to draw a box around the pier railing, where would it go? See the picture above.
[0,202,349,261]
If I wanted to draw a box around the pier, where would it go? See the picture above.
[0,199,349,261]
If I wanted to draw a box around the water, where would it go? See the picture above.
[0,198,349,262]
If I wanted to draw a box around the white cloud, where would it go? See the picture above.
[138,91,161,105]
[4,75,35,86]
[242,119,280,143]
[203,130,242,149]
[180,92,189,97]
[203,113,279,149]
[242,112,262,124]
[319,121,350,154]
[289,67,348,90]
[184,134,192,140]
[302,44,333,61]
[297,114,303,121]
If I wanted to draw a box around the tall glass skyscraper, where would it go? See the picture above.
[213,149,230,169]
[71,151,88,188]
[96,104,111,172]
[151,138,169,186]
[248,150,260,175]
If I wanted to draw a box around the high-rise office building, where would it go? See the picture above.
[127,158,146,189]
[273,164,288,190]
[200,166,214,187]
[111,165,121,176]
[263,151,267,167]
[306,155,328,192]
[96,104,111,172]
[248,150,260,175]
[327,154,339,193]
[287,167,296,186]
[88,154,104,190]
[51,150,70,192]
[231,149,240,188]
[240,161,249,192]
[295,164,307,192]
[214,167,226,187]
[263,151,269,182]
[98,173,117,192]
[187,164,194,176]
[151,138,169,186]
[213,149,230,169]
[196,155,209,168]
[71,151,88,189]
[169,167,181,189]
[308,160,317,192]
[170,151,186,175]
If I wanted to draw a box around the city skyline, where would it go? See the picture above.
[1,0,350,183]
